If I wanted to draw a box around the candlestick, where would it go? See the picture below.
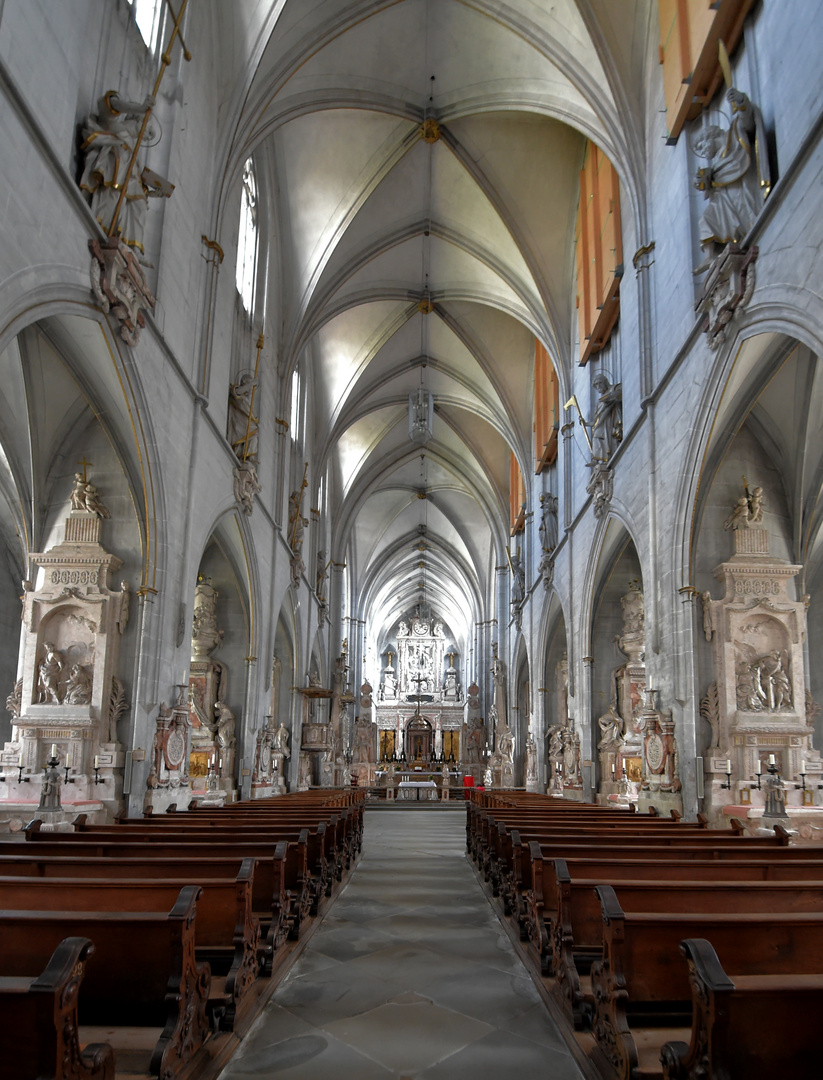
[769,754,776,766]
[801,760,806,775]
[726,759,732,775]
[755,758,761,775]
[93,755,99,769]
[51,744,58,759]
[65,752,71,769]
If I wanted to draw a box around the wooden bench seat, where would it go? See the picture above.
[477,816,726,905]
[512,833,810,945]
[660,938,822,1079]
[23,824,321,927]
[100,814,352,882]
[0,886,210,1080]
[135,804,362,865]
[589,886,823,1080]
[552,865,823,1027]
[0,864,260,1030]
[0,936,115,1080]
[2,836,304,965]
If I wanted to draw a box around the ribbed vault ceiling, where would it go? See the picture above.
[216,0,652,659]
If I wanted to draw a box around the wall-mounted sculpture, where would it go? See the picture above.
[701,484,821,826]
[0,475,129,815]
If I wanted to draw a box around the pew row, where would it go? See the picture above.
[0,886,210,1080]
[552,861,823,1027]
[660,938,822,1079]
[590,885,823,1080]
[0,863,260,1030]
[16,828,312,953]
[0,936,115,1080]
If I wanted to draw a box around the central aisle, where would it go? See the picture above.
[218,808,587,1080]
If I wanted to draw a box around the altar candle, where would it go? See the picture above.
[726,760,731,775]
[755,758,761,775]
[94,755,99,768]
[610,762,615,776]
[51,744,57,759]
[769,754,776,766]
[801,760,807,775]
[65,752,70,768]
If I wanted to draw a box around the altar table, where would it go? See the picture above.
[397,780,439,801]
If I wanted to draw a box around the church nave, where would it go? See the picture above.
[218,808,586,1080]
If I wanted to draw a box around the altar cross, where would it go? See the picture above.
[77,457,93,483]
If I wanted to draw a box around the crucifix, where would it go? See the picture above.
[108,0,192,240]
[76,457,93,483]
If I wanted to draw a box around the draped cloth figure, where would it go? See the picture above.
[694,88,771,260]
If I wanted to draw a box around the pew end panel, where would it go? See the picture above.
[660,938,823,1080]
[0,936,115,1080]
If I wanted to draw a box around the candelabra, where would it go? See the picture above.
[0,763,30,784]
[720,759,732,791]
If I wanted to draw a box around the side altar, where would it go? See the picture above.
[701,484,823,835]
[0,477,129,825]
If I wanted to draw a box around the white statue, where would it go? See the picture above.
[64,663,93,705]
[214,701,236,748]
[701,591,713,642]
[693,88,770,271]
[724,483,766,530]
[118,581,131,635]
[539,492,558,554]
[80,91,173,252]
[82,482,110,519]
[288,489,307,554]
[525,732,537,782]
[273,723,290,758]
[70,473,86,510]
[38,643,63,703]
[192,577,221,658]
[464,718,485,764]
[496,723,514,763]
[597,706,623,748]
[590,373,622,463]
[228,373,258,462]
[352,716,374,764]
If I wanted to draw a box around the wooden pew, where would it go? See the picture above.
[552,863,823,1027]
[58,817,339,904]
[0,886,210,1080]
[104,813,351,884]
[139,801,362,854]
[513,830,806,950]
[0,863,260,1031]
[589,886,823,1080]
[18,825,306,946]
[478,815,724,903]
[0,936,115,1080]
[660,938,822,1079]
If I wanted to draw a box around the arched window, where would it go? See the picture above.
[128,0,164,52]
[236,159,259,314]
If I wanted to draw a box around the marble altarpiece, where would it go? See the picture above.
[0,478,129,822]
[701,485,822,832]
[371,615,465,783]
